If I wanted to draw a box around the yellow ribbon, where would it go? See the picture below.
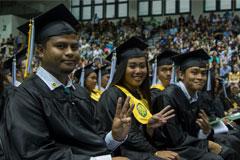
[150,84,165,91]
[90,89,103,102]
[115,85,152,124]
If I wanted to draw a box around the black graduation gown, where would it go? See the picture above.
[97,86,161,160]
[0,84,15,160]
[0,91,5,160]
[151,85,238,160]
[5,75,109,160]
[150,88,164,114]
[212,95,225,118]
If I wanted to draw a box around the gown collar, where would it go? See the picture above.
[175,81,198,104]
[36,66,75,91]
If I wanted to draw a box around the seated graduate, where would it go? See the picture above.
[4,4,133,160]
[222,78,240,116]
[74,63,102,104]
[0,62,5,159]
[99,64,111,91]
[97,36,178,160]
[150,49,178,114]
[0,50,26,160]
[197,69,240,156]
[1,47,27,87]
[151,49,239,160]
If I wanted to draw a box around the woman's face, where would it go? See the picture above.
[85,72,97,91]
[124,57,148,88]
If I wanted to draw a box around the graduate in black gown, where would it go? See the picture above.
[0,62,5,159]
[99,64,111,91]
[152,49,239,160]
[97,36,178,160]
[74,63,102,104]
[198,80,240,156]
[0,48,26,160]
[4,4,133,160]
[150,49,178,114]
[221,80,240,115]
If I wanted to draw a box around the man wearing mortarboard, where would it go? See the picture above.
[151,49,240,160]
[2,47,27,87]
[100,64,111,90]
[4,4,133,160]
[150,49,178,117]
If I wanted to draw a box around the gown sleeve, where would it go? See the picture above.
[96,87,123,133]
[6,86,92,160]
[97,87,157,159]
[152,88,209,159]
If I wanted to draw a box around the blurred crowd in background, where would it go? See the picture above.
[1,11,240,87]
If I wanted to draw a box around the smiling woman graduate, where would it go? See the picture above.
[97,36,177,160]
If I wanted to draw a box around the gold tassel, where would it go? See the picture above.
[24,19,32,78]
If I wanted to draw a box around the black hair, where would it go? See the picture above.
[111,56,151,107]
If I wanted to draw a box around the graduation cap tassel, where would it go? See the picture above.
[151,58,157,86]
[98,57,102,90]
[24,19,32,78]
[80,64,85,87]
[206,69,212,91]
[24,19,35,78]
[106,52,117,89]
[170,63,177,84]
[12,51,17,86]
[28,19,35,74]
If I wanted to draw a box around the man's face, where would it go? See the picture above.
[40,34,79,76]
[16,70,23,82]
[101,73,110,88]
[230,82,240,95]
[157,64,172,87]
[180,66,207,93]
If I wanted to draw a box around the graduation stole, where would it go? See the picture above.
[90,89,103,102]
[150,84,165,91]
[229,98,239,109]
[115,85,152,124]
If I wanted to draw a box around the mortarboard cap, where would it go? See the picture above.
[99,64,111,76]
[74,63,97,80]
[172,49,210,71]
[18,4,79,43]
[156,49,178,66]
[3,47,27,70]
[107,36,148,64]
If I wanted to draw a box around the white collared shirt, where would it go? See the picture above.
[14,80,22,87]
[36,66,75,91]
[175,81,198,104]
